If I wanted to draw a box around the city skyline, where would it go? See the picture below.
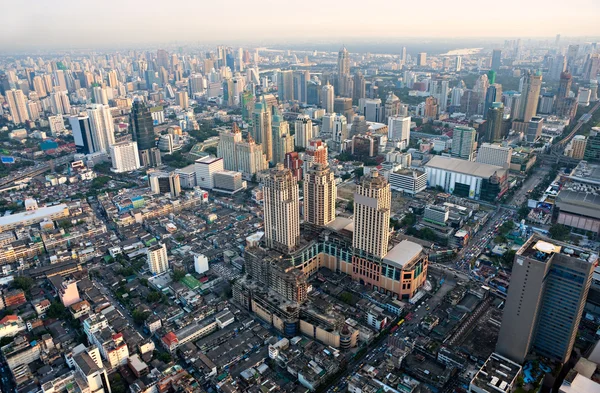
[2,0,600,50]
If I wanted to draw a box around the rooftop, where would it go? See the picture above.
[0,204,68,228]
[425,156,507,178]
[471,352,522,393]
[383,240,423,268]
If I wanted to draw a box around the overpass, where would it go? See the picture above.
[0,154,74,188]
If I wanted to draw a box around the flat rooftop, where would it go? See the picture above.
[471,352,522,393]
[425,156,507,178]
[0,204,68,228]
[326,217,354,233]
[383,240,423,268]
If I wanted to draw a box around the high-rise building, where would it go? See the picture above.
[476,143,512,168]
[147,244,169,275]
[384,92,402,123]
[569,135,587,160]
[337,47,351,96]
[272,110,293,165]
[496,235,596,363]
[353,171,390,259]
[149,172,181,198]
[304,163,336,226]
[277,70,294,102]
[131,99,156,151]
[294,115,313,149]
[195,156,224,189]
[263,164,300,254]
[484,83,502,118]
[32,76,47,98]
[520,70,542,122]
[358,98,382,122]
[235,134,268,178]
[526,116,544,142]
[50,89,71,115]
[6,89,29,124]
[176,91,189,109]
[583,54,600,81]
[109,142,141,173]
[424,96,438,118]
[417,53,427,66]
[321,83,334,113]
[455,56,462,72]
[491,49,502,71]
[388,116,411,145]
[331,114,348,152]
[107,70,118,88]
[251,102,273,162]
[217,123,243,171]
[334,97,353,121]
[303,138,328,171]
[353,72,366,102]
[451,126,476,161]
[92,86,109,106]
[584,128,600,162]
[484,102,504,143]
[87,104,115,153]
[69,115,96,154]
[293,70,309,103]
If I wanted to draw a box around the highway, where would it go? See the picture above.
[0,154,75,188]
[551,100,600,154]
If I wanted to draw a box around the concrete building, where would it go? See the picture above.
[496,235,596,363]
[235,134,268,178]
[476,143,512,168]
[353,171,391,259]
[451,126,477,161]
[217,123,243,171]
[194,156,224,189]
[176,91,189,109]
[87,104,115,153]
[147,243,169,275]
[149,172,181,198]
[109,142,141,173]
[294,115,314,149]
[566,135,587,160]
[358,98,382,122]
[251,102,273,162]
[272,111,293,165]
[6,89,29,124]
[263,164,300,254]
[321,83,334,113]
[304,163,336,226]
[469,352,522,393]
[520,70,542,122]
[213,170,246,194]
[388,116,411,146]
[388,169,427,195]
[424,205,449,226]
[526,116,544,143]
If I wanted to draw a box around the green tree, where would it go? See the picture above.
[502,250,517,266]
[517,205,530,220]
[354,167,364,178]
[172,270,186,282]
[549,224,571,241]
[132,309,150,324]
[401,213,416,227]
[154,350,172,363]
[46,302,67,319]
[12,277,34,292]
[147,291,162,303]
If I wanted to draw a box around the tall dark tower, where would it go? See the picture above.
[131,99,156,151]
[485,102,504,142]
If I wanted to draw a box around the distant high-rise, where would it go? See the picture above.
[176,91,189,109]
[293,70,309,103]
[277,70,294,102]
[496,234,595,363]
[567,44,579,72]
[491,49,502,71]
[5,89,29,124]
[87,104,115,153]
[304,162,336,226]
[417,52,427,66]
[147,244,169,275]
[235,134,268,177]
[330,114,348,152]
[455,56,462,72]
[92,86,109,106]
[337,47,351,97]
[520,70,542,122]
[451,126,476,160]
[358,98,382,122]
[271,110,293,165]
[384,92,401,123]
[321,83,334,113]
[353,171,391,258]
[353,72,366,102]
[334,97,354,121]
[303,139,328,171]
[484,102,504,143]
[32,76,47,98]
[582,54,600,81]
[251,102,273,162]
[294,115,313,149]
[217,123,243,171]
[69,115,95,154]
[109,141,141,173]
[388,116,411,145]
[263,164,300,254]
[131,99,156,151]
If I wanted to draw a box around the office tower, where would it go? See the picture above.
[476,143,512,168]
[50,89,71,115]
[87,104,115,153]
[353,170,391,258]
[222,78,235,106]
[107,70,118,88]
[502,91,521,119]
[294,115,313,149]
[353,72,366,102]
[53,70,67,91]
[32,76,47,98]
[307,80,321,106]
[149,172,181,198]
[263,164,300,254]
[277,70,294,102]
[424,96,438,118]
[557,71,572,100]
[303,139,328,171]
[484,83,502,118]
[451,126,476,160]
[438,80,449,112]
[526,117,543,142]
[484,102,504,142]
[131,99,156,151]
[584,129,600,162]
[92,86,109,105]
[520,70,542,122]
[321,83,334,113]
[451,87,464,107]
[109,142,141,173]
[331,114,348,152]
[293,70,309,103]
[188,74,205,96]
[69,115,95,154]
[218,123,243,170]
[487,70,497,85]
[48,115,66,135]
[549,55,567,80]
[251,102,273,162]
[5,89,29,124]
[358,98,382,122]
[334,97,353,121]
[176,91,189,109]
[388,116,411,144]
[455,56,462,72]
[417,52,427,66]
[496,235,596,363]
[337,47,350,96]
[304,162,336,226]
[236,134,268,177]
[568,135,587,159]
[157,49,169,69]
[567,44,579,72]
[272,110,293,165]
[147,244,169,275]
[583,54,600,81]
[491,49,502,71]
[401,47,407,64]
[384,92,401,123]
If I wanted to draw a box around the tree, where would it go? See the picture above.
[12,277,34,292]
[132,309,150,324]
[341,173,352,181]
[502,250,517,266]
[401,213,416,227]
[46,302,67,319]
[354,167,364,178]
[172,270,186,282]
[549,224,571,241]
[494,235,507,244]
[155,350,172,363]
[204,146,217,156]
[147,291,162,303]
[517,205,530,220]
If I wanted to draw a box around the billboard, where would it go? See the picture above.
[1,156,15,164]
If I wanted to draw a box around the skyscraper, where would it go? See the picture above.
[69,114,95,154]
[451,126,477,160]
[304,162,336,226]
[496,234,596,363]
[321,83,334,113]
[109,141,141,173]
[331,114,348,152]
[176,91,189,109]
[271,110,293,165]
[358,98,382,122]
[147,244,169,275]
[567,44,579,72]
[353,72,366,102]
[5,89,29,124]
[520,70,542,122]
[217,123,243,171]
[277,70,294,102]
[263,164,300,254]
[353,170,391,259]
[583,54,600,81]
[293,70,309,103]
[294,115,313,149]
[484,102,504,143]
[337,47,350,96]
[87,104,115,153]
[417,53,427,66]
[131,99,156,151]
[251,102,273,162]
[303,139,328,171]
[491,49,502,71]
[235,134,268,177]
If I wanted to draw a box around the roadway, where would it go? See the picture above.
[0,154,74,188]
[551,100,600,153]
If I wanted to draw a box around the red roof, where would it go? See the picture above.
[0,315,18,325]
[162,332,178,347]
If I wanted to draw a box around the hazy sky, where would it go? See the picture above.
[2,0,600,50]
